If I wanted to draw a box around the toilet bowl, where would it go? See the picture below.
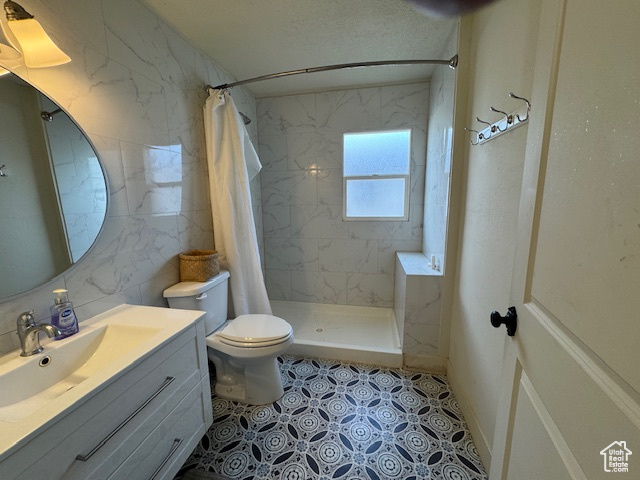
[163,271,293,405]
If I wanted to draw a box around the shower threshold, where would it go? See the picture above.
[270,300,402,368]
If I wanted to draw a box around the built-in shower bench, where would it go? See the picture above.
[394,252,445,373]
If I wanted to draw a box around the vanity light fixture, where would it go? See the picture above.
[1,0,70,68]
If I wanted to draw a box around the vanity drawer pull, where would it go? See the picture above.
[76,376,176,462]
[149,438,183,480]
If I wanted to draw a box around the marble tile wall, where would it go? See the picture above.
[258,83,428,307]
[0,0,260,354]
[423,26,458,271]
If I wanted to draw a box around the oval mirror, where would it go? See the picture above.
[0,70,108,299]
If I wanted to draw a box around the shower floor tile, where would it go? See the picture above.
[177,356,487,480]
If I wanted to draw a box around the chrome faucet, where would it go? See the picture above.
[17,310,61,357]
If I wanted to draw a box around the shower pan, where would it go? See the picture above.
[271,300,402,368]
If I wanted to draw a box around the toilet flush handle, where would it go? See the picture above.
[196,293,207,301]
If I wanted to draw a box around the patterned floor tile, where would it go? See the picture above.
[177,355,487,480]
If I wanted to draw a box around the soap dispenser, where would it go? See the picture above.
[50,289,79,339]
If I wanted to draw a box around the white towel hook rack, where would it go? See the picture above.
[465,93,531,146]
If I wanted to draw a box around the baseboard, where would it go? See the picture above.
[446,360,492,471]
[402,354,447,373]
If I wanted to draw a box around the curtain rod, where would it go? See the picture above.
[206,55,458,91]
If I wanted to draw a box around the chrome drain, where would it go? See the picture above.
[39,356,51,367]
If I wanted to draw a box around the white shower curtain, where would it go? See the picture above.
[204,89,272,316]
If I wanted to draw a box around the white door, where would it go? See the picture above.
[489,0,640,479]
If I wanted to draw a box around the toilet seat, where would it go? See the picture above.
[215,314,292,347]
[215,331,293,348]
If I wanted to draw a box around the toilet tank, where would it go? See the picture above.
[163,270,230,335]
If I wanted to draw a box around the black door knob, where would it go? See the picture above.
[490,306,517,336]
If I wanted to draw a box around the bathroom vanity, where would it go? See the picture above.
[0,305,212,480]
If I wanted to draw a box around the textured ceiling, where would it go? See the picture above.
[140,0,458,97]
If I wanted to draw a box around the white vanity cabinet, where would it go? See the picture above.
[0,308,212,480]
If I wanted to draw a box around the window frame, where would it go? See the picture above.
[342,129,411,222]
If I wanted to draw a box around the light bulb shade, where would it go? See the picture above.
[7,18,70,68]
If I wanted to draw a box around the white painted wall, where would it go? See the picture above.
[447,0,542,468]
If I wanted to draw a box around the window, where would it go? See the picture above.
[343,129,411,220]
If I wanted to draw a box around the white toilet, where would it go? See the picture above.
[163,271,293,405]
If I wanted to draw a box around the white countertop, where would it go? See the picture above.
[0,304,204,461]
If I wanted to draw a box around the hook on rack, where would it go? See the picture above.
[509,92,531,122]
[475,117,496,138]
[490,107,512,132]
[0,165,6,177]
[464,128,480,146]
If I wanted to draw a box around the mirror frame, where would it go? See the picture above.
[0,66,110,301]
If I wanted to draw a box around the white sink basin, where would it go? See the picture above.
[0,322,163,421]
[0,304,205,457]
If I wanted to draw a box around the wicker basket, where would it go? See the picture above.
[179,250,220,282]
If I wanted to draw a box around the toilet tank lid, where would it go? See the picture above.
[163,270,230,298]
